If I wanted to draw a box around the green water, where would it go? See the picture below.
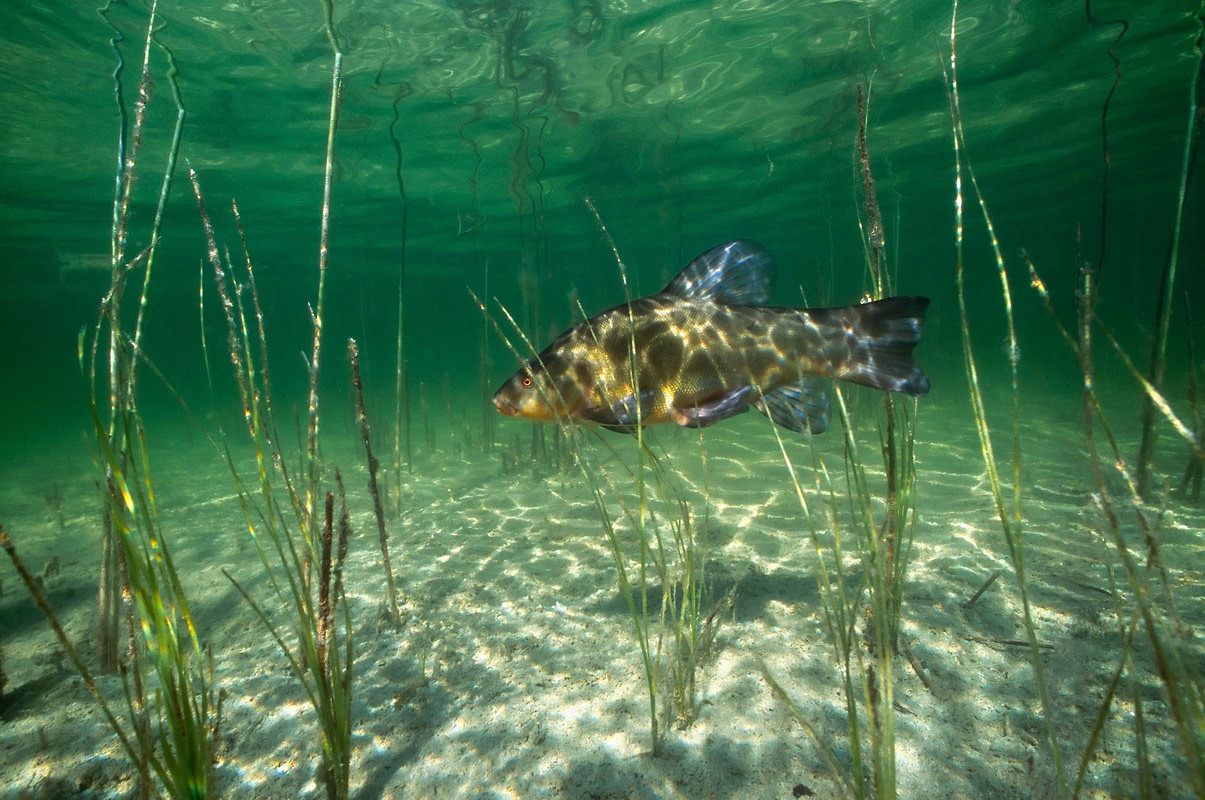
[0,1,1202,798]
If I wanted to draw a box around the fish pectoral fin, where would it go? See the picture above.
[672,386,753,428]
[580,389,655,428]
[755,380,830,434]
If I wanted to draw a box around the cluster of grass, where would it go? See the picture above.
[763,3,1203,797]
[1,1,394,797]
[760,374,922,800]
[578,201,726,752]
[183,3,362,794]
[189,153,357,797]
[944,0,1203,795]
[474,201,725,755]
[1,2,220,797]
[755,82,921,800]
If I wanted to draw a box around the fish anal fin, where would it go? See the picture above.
[755,380,830,434]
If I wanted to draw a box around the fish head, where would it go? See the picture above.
[493,349,586,422]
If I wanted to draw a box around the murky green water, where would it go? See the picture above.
[0,1,1201,798]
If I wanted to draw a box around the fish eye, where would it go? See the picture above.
[521,375,533,387]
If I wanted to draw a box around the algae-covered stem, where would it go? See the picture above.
[855,82,905,798]
[129,30,185,391]
[306,1,345,538]
[855,84,886,295]
[318,492,335,674]
[349,338,402,623]
[855,81,902,633]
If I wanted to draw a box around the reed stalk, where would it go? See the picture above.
[94,0,149,674]
[759,81,922,799]
[348,338,402,624]
[1135,6,1203,498]
[49,3,219,795]
[943,0,1067,791]
[305,0,345,541]
[385,76,411,497]
[183,6,358,795]
[193,165,357,796]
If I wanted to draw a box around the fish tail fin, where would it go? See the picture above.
[816,296,931,396]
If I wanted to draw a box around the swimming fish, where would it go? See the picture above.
[492,240,929,434]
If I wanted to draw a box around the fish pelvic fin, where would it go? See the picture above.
[822,295,931,397]
[672,386,753,428]
[661,240,774,305]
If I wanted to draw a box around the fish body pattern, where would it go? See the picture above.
[493,240,929,434]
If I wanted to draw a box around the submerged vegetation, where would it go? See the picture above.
[2,2,220,797]
[0,1,1201,798]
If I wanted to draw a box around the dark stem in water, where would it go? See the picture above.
[1135,15,1203,498]
[1082,0,1129,285]
[318,491,334,675]
[1180,295,1203,503]
[856,84,887,296]
[384,77,412,491]
[348,338,402,623]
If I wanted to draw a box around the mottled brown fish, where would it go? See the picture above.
[493,240,929,434]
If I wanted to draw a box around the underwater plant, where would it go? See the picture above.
[943,1,1067,790]
[1,3,219,797]
[182,3,361,795]
[947,0,1204,795]
[756,83,922,800]
[348,337,403,624]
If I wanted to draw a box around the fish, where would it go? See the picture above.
[492,240,929,434]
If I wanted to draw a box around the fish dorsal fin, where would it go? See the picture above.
[661,240,774,305]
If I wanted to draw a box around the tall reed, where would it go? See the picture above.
[385,75,412,499]
[184,4,357,792]
[1134,5,1203,499]
[947,0,1204,793]
[348,337,402,624]
[943,0,1066,791]
[191,170,356,800]
[5,4,219,795]
[759,86,921,800]
[472,212,719,754]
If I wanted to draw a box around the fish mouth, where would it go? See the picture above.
[493,394,520,417]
